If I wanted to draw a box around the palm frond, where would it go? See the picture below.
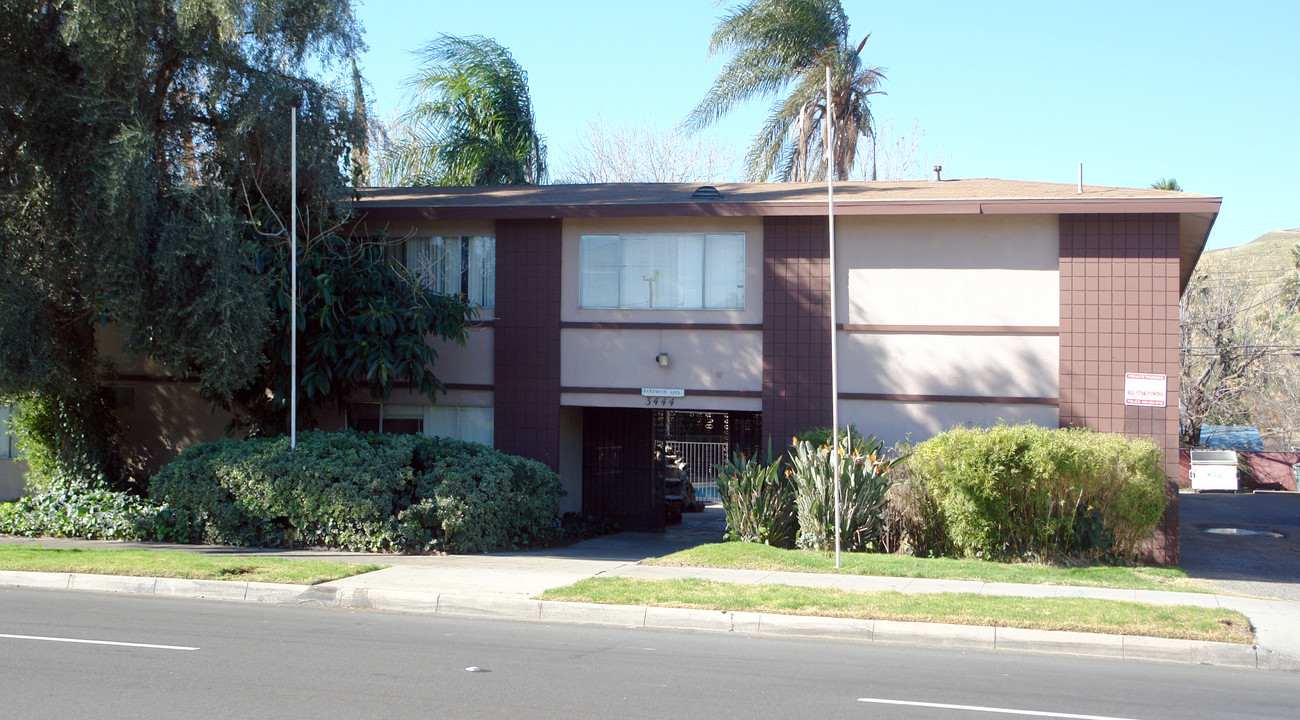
[392,34,544,186]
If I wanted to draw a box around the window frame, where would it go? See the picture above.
[0,405,14,460]
[578,232,746,311]
[348,402,494,447]
[404,235,496,309]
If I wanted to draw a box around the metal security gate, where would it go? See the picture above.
[668,440,729,501]
[656,411,762,503]
[583,407,661,531]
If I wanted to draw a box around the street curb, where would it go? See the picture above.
[0,570,1286,672]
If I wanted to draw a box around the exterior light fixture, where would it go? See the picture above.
[656,353,670,368]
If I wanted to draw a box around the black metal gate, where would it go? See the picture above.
[582,407,662,532]
[582,407,762,530]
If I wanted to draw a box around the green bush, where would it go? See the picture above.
[788,431,902,552]
[714,443,796,548]
[907,424,1167,561]
[148,430,564,553]
[0,472,169,541]
[7,391,125,494]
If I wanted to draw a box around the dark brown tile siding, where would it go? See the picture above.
[1059,213,1181,564]
[493,218,562,470]
[762,216,833,446]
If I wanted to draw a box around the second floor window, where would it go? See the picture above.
[405,235,495,308]
[579,233,745,309]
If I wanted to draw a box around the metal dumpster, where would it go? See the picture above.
[1189,450,1238,491]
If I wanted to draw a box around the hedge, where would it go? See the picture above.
[906,424,1167,561]
[148,430,564,553]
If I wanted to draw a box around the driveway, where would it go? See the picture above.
[1178,491,1300,601]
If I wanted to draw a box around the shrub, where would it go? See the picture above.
[7,392,125,494]
[148,430,564,553]
[788,431,902,552]
[714,442,796,548]
[881,472,951,558]
[0,472,169,541]
[907,424,1167,561]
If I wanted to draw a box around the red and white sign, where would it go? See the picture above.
[1124,373,1167,407]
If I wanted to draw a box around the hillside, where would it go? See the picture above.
[1199,229,1300,276]
[1184,229,1299,450]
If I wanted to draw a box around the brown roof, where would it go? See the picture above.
[356,178,1220,218]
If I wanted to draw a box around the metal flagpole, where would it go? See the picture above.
[290,104,298,450]
[826,66,841,569]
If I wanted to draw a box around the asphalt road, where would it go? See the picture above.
[1179,492,1300,601]
[1,588,1295,720]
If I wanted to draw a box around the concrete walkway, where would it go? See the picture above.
[2,508,1298,672]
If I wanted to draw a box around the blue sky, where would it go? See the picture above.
[353,1,1298,250]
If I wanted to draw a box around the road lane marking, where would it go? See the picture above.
[857,697,1142,720]
[0,633,198,651]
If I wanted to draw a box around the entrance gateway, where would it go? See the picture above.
[582,408,761,531]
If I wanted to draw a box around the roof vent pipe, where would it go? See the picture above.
[932,165,942,182]
[1077,163,1083,194]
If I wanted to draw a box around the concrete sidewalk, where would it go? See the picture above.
[2,510,1298,673]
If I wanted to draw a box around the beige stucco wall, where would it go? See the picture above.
[833,214,1061,441]
[841,399,1060,447]
[557,406,583,514]
[356,219,496,246]
[838,333,1059,398]
[426,326,494,387]
[561,328,761,393]
[0,460,27,501]
[117,380,234,479]
[836,214,1059,325]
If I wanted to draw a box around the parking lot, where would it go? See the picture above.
[1179,491,1300,601]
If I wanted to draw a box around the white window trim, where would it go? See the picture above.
[578,232,746,310]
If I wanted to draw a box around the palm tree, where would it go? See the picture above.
[1151,178,1183,191]
[684,0,885,182]
[381,35,545,186]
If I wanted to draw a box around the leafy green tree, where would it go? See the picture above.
[0,1,468,486]
[380,35,546,186]
[228,230,470,435]
[684,0,885,181]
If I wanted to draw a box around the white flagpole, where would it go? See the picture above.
[826,66,841,569]
[290,103,298,450]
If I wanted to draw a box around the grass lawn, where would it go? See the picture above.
[539,577,1253,644]
[647,543,1211,593]
[0,546,386,585]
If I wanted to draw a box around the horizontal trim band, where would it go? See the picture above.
[562,386,762,399]
[840,324,1058,336]
[561,322,761,331]
[443,383,494,392]
[840,392,1059,406]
